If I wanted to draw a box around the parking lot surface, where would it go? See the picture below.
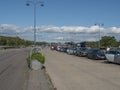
[43,47,120,90]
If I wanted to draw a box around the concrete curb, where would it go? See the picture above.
[23,68,55,90]
[44,70,57,90]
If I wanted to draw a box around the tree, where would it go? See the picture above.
[86,41,98,48]
[101,36,117,48]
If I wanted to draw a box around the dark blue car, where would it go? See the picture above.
[87,49,106,60]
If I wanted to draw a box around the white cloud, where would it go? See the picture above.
[37,25,106,34]
[109,27,120,33]
[0,24,120,42]
[0,24,20,33]
[23,26,34,32]
[54,37,64,40]
[37,25,61,32]
[86,37,97,41]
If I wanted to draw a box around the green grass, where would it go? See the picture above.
[26,52,45,65]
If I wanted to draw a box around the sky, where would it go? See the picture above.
[0,0,120,42]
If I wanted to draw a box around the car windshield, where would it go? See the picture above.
[106,50,120,54]
[106,51,118,54]
[91,49,104,54]
[92,49,99,53]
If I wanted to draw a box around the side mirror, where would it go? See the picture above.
[41,3,44,7]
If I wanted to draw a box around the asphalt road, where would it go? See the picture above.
[0,48,30,90]
[43,47,120,90]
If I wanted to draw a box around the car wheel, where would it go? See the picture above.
[79,53,82,57]
[94,55,98,60]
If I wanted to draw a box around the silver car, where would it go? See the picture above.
[105,50,120,64]
[67,47,76,55]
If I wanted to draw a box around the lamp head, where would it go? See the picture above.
[26,3,30,6]
[41,3,44,7]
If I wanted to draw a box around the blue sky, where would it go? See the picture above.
[0,0,120,42]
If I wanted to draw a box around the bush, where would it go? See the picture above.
[26,52,45,65]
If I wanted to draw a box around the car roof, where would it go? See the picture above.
[106,50,120,54]
[89,48,100,50]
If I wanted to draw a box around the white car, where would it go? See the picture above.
[105,50,120,64]
[67,47,76,55]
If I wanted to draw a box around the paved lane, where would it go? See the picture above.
[0,48,30,90]
[43,48,120,90]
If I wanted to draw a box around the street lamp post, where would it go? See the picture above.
[26,0,44,46]
[95,23,104,48]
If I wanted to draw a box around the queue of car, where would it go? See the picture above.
[50,45,120,64]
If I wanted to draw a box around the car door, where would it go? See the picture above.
[114,51,120,64]
[106,54,114,62]
[105,51,115,62]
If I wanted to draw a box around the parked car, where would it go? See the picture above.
[75,47,88,56]
[50,46,57,50]
[58,46,68,52]
[79,48,88,57]
[87,48,106,60]
[67,47,76,55]
[75,47,81,56]
[105,50,120,64]
[56,46,61,51]
[32,47,41,53]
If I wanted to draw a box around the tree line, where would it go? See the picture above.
[0,35,120,49]
[0,36,33,47]
[86,36,120,49]
[0,36,49,47]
